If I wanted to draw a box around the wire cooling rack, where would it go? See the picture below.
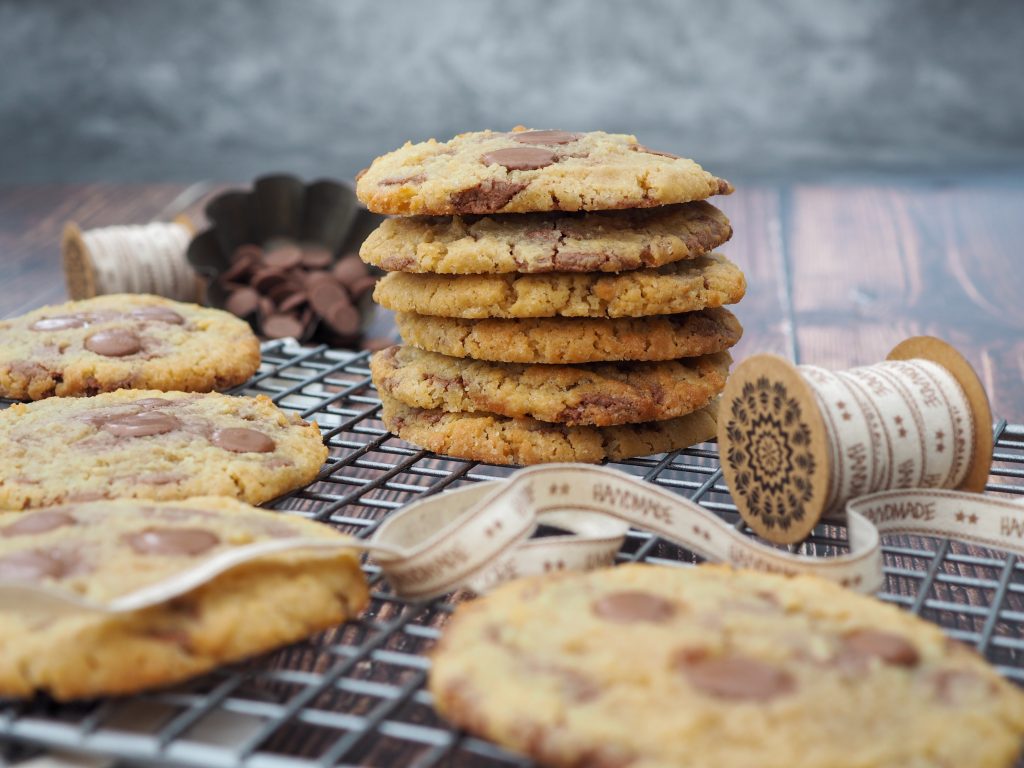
[1,339,1022,768]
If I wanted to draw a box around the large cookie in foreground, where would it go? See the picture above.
[394,307,743,364]
[0,390,327,510]
[0,294,260,400]
[430,564,1024,768]
[360,201,732,274]
[372,345,730,426]
[0,497,367,700]
[379,392,718,465]
[356,128,732,215]
[374,253,746,319]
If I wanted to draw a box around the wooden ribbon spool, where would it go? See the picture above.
[717,336,993,544]
[62,217,202,303]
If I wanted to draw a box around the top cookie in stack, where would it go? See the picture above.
[356,128,745,465]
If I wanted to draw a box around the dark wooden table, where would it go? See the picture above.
[3,179,1023,421]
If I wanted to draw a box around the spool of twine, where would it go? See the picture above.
[62,218,201,302]
[718,336,993,544]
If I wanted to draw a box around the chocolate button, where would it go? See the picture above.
[262,313,305,339]
[211,427,275,453]
[331,253,367,285]
[301,246,333,269]
[482,147,558,171]
[1,510,76,537]
[30,315,87,331]
[511,130,581,145]
[841,629,920,668]
[592,591,677,623]
[0,549,75,581]
[310,281,360,336]
[124,527,220,556]
[84,329,142,357]
[678,652,795,701]
[101,411,180,437]
[130,307,185,324]
[263,245,303,270]
[226,286,261,317]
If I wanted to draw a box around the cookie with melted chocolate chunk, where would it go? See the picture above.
[0,294,260,400]
[356,127,732,216]
[0,389,327,509]
[0,497,367,699]
[430,564,1024,768]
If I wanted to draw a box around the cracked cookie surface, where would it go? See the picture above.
[360,201,731,274]
[394,308,743,364]
[0,389,327,510]
[0,293,261,400]
[356,128,732,215]
[430,564,1024,768]
[0,497,367,700]
[372,345,730,427]
[379,392,717,465]
[374,253,745,319]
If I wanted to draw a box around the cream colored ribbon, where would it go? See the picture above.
[4,464,1024,617]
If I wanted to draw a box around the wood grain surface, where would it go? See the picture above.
[1,180,1022,420]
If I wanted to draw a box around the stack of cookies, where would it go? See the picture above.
[356,128,745,465]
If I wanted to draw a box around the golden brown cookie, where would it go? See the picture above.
[0,294,260,400]
[359,201,731,274]
[374,253,746,319]
[356,128,732,215]
[379,392,718,465]
[430,564,1024,768]
[0,497,367,700]
[372,345,730,426]
[394,308,743,364]
[0,389,327,510]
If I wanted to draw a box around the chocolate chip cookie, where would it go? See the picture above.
[359,201,731,274]
[374,253,746,319]
[372,345,730,426]
[430,564,1024,768]
[394,307,743,364]
[0,294,260,400]
[0,497,367,699]
[0,390,327,510]
[356,128,733,215]
[379,392,718,465]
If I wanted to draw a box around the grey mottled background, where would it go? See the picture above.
[2,0,1023,183]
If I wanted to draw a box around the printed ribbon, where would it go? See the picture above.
[4,464,1024,617]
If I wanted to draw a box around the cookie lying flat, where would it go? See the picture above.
[360,201,731,274]
[356,128,732,215]
[374,253,746,319]
[0,390,327,510]
[395,307,743,364]
[380,392,717,465]
[0,294,260,400]
[430,564,1024,768]
[0,497,367,700]
[372,345,730,427]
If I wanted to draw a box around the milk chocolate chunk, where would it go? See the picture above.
[677,651,795,701]
[310,281,360,336]
[449,180,527,213]
[331,253,367,285]
[211,427,276,453]
[84,330,142,357]
[482,147,558,171]
[592,591,677,623]
[300,246,333,269]
[634,145,680,159]
[130,307,185,324]
[1,510,76,537]
[226,286,261,317]
[30,315,88,331]
[511,130,581,146]
[0,549,77,581]
[101,411,180,438]
[840,629,920,668]
[124,527,220,556]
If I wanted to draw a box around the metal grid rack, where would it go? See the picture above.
[1,339,1022,768]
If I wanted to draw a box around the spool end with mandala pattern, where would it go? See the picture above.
[718,354,832,544]
[887,336,992,494]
